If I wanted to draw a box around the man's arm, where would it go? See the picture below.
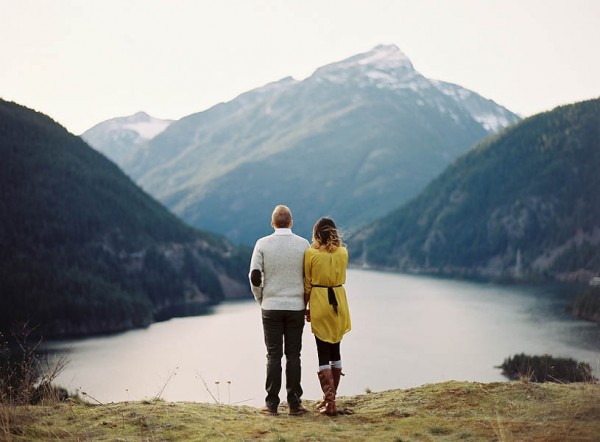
[303,250,312,320]
[248,242,264,304]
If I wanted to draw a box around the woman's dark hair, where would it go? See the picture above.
[312,217,341,252]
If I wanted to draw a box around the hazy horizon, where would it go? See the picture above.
[2,0,599,134]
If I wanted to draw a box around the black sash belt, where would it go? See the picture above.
[313,285,342,315]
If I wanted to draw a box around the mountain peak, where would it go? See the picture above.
[132,111,151,120]
[81,112,174,164]
[355,44,414,70]
[122,113,173,140]
[313,44,422,90]
[315,44,414,76]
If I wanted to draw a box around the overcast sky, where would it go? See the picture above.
[1,0,599,134]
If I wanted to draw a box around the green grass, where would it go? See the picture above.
[2,381,599,441]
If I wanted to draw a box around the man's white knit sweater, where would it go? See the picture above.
[249,228,310,311]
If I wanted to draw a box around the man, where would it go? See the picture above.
[249,205,310,416]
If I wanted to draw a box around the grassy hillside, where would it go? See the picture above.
[0,99,250,337]
[351,98,600,283]
[3,381,599,441]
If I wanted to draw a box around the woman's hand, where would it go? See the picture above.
[305,309,311,322]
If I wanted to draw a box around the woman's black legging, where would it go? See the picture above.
[315,336,341,366]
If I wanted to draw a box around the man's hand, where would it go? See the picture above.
[305,309,310,322]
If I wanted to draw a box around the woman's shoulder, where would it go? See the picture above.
[306,245,347,256]
[305,247,319,256]
[305,246,328,256]
[335,245,348,256]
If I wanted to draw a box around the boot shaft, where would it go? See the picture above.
[332,367,343,392]
[317,369,337,416]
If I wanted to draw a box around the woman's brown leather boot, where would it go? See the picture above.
[316,367,343,409]
[332,367,343,393]
[317,369,337,416]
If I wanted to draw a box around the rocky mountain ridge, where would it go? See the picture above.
[83,45,520,244]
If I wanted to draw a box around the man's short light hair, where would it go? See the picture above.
[272,205,292,228]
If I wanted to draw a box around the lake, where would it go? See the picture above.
[45,269,600,407]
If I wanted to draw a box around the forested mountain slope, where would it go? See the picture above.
[0,100,249,337]
[351,98,600,282]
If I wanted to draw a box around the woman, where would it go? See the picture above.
[304,217,351,416]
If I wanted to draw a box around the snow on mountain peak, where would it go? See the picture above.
[356,44,414,70]
[83,112,174,142]
[316,44,413,75]
[121,113,174,140]
[313,44,426,91]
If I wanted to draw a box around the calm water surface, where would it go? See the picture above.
[46,269,600,407]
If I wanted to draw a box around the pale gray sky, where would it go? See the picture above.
[1,0,599,134]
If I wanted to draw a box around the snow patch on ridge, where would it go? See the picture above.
[431,80,516,132]
[123,118,173,140]
[84,112,174,141]
[473,113,511,132]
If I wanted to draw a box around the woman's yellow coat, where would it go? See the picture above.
[304,246,351,343]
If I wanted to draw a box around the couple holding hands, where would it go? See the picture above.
[249,205,351,416]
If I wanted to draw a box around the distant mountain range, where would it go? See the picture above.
[83,45,519,244]
[0,100,249,338]
[81,111,173,165]
[350,98,600,282]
